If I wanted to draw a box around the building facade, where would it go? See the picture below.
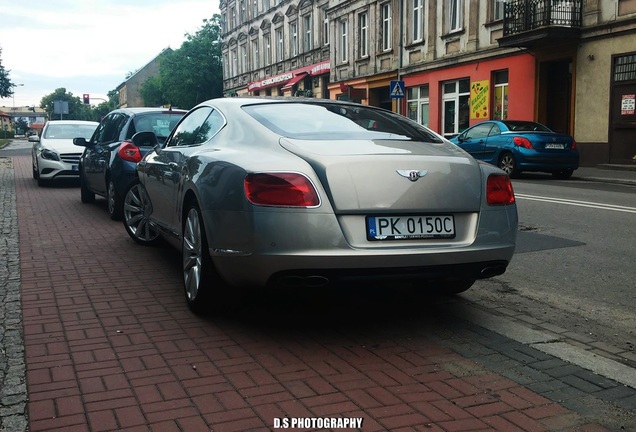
[221,0,636,166]
[116,48,172,108]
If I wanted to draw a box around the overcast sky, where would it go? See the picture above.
[0,1,218,108]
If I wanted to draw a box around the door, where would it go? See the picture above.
[457,122,494,160]
[84,113,128,194]
[142,106,222,235]
[609,53,636,164]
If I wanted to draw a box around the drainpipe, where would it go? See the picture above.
[397,0,404,116]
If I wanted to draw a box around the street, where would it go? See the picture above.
[1,139,636,431]
[468,175,636,365]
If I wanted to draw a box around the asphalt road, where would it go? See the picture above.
[464,174,636,363]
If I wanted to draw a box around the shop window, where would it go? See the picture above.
[493,70,508,120]
[407,85,429,127]
[442,78,470,138]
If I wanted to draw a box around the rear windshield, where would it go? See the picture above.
[43,123,97,139]
[243,102,443,143]
[502,121,551,132]
[128,113,185,141]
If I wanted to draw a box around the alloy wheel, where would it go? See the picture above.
[183,208,203,302]
[107,180,116,215]
[499,154,516,176]
[123,183,158,244]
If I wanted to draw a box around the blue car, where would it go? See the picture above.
[450,120,579,179]
[74,108,186,220]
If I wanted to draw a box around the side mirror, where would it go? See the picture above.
[131,131,159,148]
[73,137,89,147]
[28,135,40,143]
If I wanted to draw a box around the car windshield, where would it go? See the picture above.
[502,121,552,132]
[243,102,443,143]
[43,124,96,139]
[130,113,185,141]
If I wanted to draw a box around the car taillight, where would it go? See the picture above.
[487,174,515,206]
[572,139,577,150]
[513,136,533,149]
[244,173,320,207]
[117,141,142,163]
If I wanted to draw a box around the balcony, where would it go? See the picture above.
[498,0,582,48]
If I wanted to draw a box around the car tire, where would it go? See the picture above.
[122,181,160,246]
[80,171,95,203]
[437,278,476,295]
[37,176,47,187]
[107,178,123,220]
[182,201,230,314]
[498,152,519,178]
[552,169,574,179]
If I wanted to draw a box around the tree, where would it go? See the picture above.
[0,47,14,98]
[39,88,95,121]
[140,76,165,107]
[144,15,223,109]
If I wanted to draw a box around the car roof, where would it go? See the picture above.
[108,107,188,115]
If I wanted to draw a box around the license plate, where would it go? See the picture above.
[367,215,455,241]
[71,165,78,171]
[545,143,565,149]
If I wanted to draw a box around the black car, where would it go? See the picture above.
[74,107,186,220]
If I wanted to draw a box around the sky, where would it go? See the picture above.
[0,0,219,109]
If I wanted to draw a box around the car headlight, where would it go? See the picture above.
[40,149,60,161]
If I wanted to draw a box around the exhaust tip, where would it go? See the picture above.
[480,266,506,278]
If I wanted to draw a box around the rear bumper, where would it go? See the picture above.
[516,150,579,172]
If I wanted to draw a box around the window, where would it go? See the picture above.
[323,8,330,46]
[359,12,368,58]
[413,0,423,42]
[339,20,348,63]
[449,0,462,32]
[252,0,258,18]
[381,3,392,51]
[229,6,236,28]
[264,34,271,65]
[406,85,429,127]
[464,123,493,140]
[493,0,504,21]
[263,0,270,10]
[239,0,246,23]
[493,70,509,120]
[275,28,284,62]
[240,43,247,73]
[290,22,298,56]
[614,54,636,81]
[231,48,238,76]
[303,15,313,51]
[252,40,260,69]
[442,78,470,137]
[168,108,225,147]
[223,53,229,78]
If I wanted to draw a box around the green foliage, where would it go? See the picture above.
[38,88,118,121]
[141,14,223,109]
[14,118,28,133]
[140,76,165,107]
[0,47,14,98]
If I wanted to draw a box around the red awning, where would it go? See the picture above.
[281,72,308,91]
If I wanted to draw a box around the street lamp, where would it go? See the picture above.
[12,83,24,110]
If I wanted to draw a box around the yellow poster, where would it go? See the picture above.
[470,80,489,120]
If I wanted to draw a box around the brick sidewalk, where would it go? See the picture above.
[4,154,620,431]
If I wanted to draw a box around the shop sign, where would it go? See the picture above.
[621,94,635,115]
[470,80,489,120]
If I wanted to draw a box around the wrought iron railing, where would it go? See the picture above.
[503,0,582,36]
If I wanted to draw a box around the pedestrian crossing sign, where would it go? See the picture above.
[390,80,405,99]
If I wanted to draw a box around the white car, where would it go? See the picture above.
[32,120,98,186]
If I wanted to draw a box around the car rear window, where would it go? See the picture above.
[43,124,97,139]
[502,121,551,132]
[129,113,185,141]
[243,102,443,143]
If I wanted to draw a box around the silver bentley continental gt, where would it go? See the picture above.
[122,97,518,313]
